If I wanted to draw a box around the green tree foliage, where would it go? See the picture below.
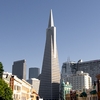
[76,94,78,97]
[0,62,4,79]
[80,92,87,97]
[0,62,13,100]
[90,90,97,95]
[0,78,13,100]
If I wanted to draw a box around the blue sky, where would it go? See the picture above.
[0,0,100,79]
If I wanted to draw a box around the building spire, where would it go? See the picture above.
[48,9,54,28]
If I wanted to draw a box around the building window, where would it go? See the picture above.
[14,85,16,90]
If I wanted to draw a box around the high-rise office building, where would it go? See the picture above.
[39,10,60,100]
[62,59,100,83]
[61,58,73,79]
[29,67,40,79]
[12,60,26,80]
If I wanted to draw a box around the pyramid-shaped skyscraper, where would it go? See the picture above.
[39,10,60,100]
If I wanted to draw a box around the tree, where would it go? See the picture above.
[80,92,87,100]
[0,78,13,100]
[0,62,4,79]
[80,92,87,97]
[90,90,97,95]
[0,62,13,100]
[76,94,78,97]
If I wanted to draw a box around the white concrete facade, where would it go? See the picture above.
[27,78,40,94]
[64,71,92,91]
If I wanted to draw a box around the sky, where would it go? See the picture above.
[0,0,100,79]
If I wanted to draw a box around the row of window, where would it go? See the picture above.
[14,85,21,91]
[13,94,20,99]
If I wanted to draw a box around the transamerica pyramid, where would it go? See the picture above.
[38,10,60,100]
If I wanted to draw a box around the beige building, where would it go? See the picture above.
[31,89,39,100]
[3,72,39,100]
